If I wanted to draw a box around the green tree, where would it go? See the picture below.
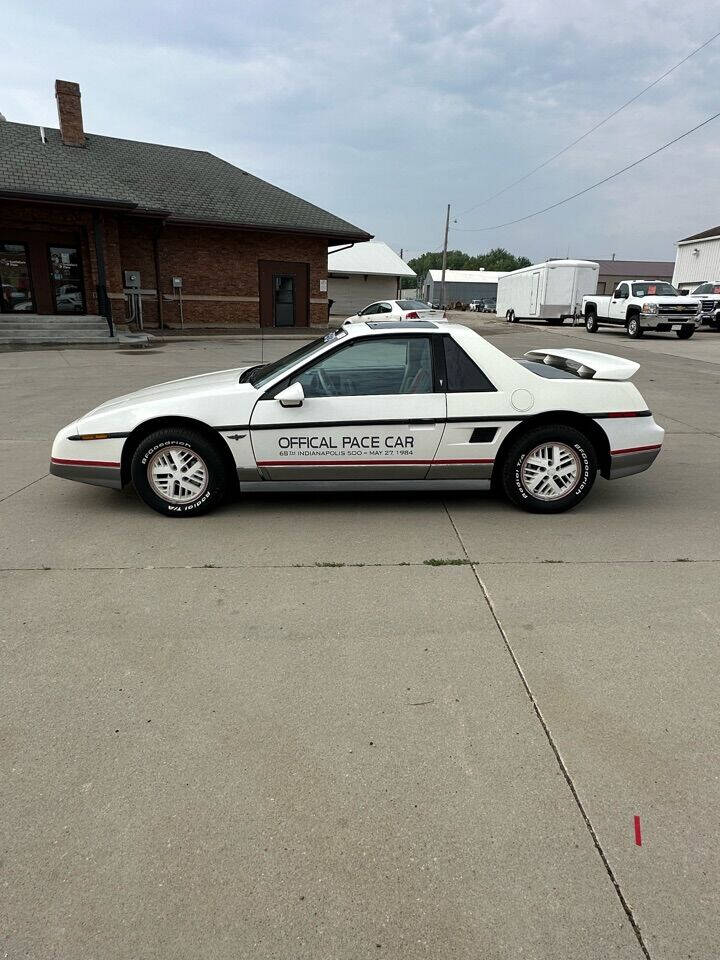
[402,247,531,287]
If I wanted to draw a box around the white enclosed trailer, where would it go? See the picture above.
[497,260,599,325]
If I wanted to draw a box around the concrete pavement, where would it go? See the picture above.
[2,325,719,959]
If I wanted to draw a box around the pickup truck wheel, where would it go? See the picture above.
[677,326,695,339]
[585,311,598,333]
[131,428,229,518]
[500,425,597,514]
[627,316,643,338]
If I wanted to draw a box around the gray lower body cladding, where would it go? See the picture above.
[50,459,123,490]
[608,446,661,480]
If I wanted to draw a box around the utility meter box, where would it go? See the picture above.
[124,270,141,289]
[172,276,183,290]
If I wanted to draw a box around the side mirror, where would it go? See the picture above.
[276,382,304,408]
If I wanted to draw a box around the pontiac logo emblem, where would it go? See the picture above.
[227,433,246,441]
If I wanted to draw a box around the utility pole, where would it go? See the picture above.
[440,204,450,309]
[398,247,403,299]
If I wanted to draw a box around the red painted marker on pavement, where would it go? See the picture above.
[634,815,642,846]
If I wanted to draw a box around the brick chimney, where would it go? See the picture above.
[55,79,85,146]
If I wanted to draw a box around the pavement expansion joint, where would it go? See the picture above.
[442,500,654,960]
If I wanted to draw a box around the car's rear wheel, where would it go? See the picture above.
[677,325,695,339]
[585,310,598,333]
[131,428,229,517]
[627,315,643,338]
[500,425,597,513]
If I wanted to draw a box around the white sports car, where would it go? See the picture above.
[342,299,446,325]
[51,321,664,517]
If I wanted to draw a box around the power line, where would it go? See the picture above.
[459,28,720,217]
[452,110,720,232]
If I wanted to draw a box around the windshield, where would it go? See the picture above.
[631,282,679,297]
[247,336,328,388]
[694,283,720,294]
[397,300,431,311]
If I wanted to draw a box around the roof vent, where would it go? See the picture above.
[39,126,47,144]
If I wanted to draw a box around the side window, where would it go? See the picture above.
[443,337,495,393]
[615,283,628,298]
[293,337,433,398]
[376,302,393,314]
[360,303,379,316]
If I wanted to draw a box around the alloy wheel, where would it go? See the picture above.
[520,442,581,501]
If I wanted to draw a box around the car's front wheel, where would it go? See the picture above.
[131,428,230,517]
[499,425,597,513]
[585,310,598,333]
[677,325,695,339]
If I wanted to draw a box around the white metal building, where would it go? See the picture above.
[423,269,507,306]
[672,226,720,292]
[328,241,415,316]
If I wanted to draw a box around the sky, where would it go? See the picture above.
[2,0,719,264]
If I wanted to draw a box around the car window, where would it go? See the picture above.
[377,302,393,314]
[359,303,379,316]
[615,284,628,298]
[632,282,678,297]
[443,337,495,392]
[293,336,433,398]
[397,300,430,311]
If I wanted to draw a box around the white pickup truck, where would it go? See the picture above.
[690,281,720,329]
[582,280,699,339]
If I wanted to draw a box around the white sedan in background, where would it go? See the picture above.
[342,299,446,326]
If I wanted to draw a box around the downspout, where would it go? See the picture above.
[92,211,113,337]
[153,224,165,330]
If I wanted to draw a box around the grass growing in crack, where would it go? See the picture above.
[423,558,472,567]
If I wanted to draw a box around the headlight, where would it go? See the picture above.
[641,302,659,314]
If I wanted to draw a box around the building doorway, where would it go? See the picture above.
[48,245,85,313]
[258,260,309,327]
[0,242,34,313]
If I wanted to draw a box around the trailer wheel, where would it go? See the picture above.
[506,310,515,323]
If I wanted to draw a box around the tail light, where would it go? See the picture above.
[405,311,419,319]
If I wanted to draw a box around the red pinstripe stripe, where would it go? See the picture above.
[610,444,662,456]
[257,458,494,466]
[51,457,121,468]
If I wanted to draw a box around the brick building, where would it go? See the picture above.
[0,81,371,332]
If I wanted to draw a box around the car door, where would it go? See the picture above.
[428,334,501,481]
[249,334,446,480]
[609,283,628,323]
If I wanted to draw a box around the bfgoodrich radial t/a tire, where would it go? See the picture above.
[500,425,597,513]
[131,428,229,517]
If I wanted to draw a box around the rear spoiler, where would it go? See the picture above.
[524,348,640,381]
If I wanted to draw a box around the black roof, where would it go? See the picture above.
[679,225,720,242]
[594,259,674,276]
[0,121,372,242]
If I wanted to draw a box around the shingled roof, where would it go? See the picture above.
[0,120,371,243]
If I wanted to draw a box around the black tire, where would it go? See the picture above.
[627,315,643,338]
[499,425,597,514]
[677,326,695,339]
[585,311,598,333]
[506,310,515,324]
[131,428,230,517]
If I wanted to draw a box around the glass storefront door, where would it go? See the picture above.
[48,245,85,314]
[273,274,295,326]
[0,243,34,313]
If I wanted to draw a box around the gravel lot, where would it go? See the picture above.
[2,320,719,959]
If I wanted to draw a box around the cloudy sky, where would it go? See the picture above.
[2,0,719,263]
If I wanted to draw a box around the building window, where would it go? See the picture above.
[0,242,34,313]
[48,245,85,314]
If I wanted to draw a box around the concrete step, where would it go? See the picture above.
[0,334,111,343]
[0,325,110,334]
[0,313,106,322]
